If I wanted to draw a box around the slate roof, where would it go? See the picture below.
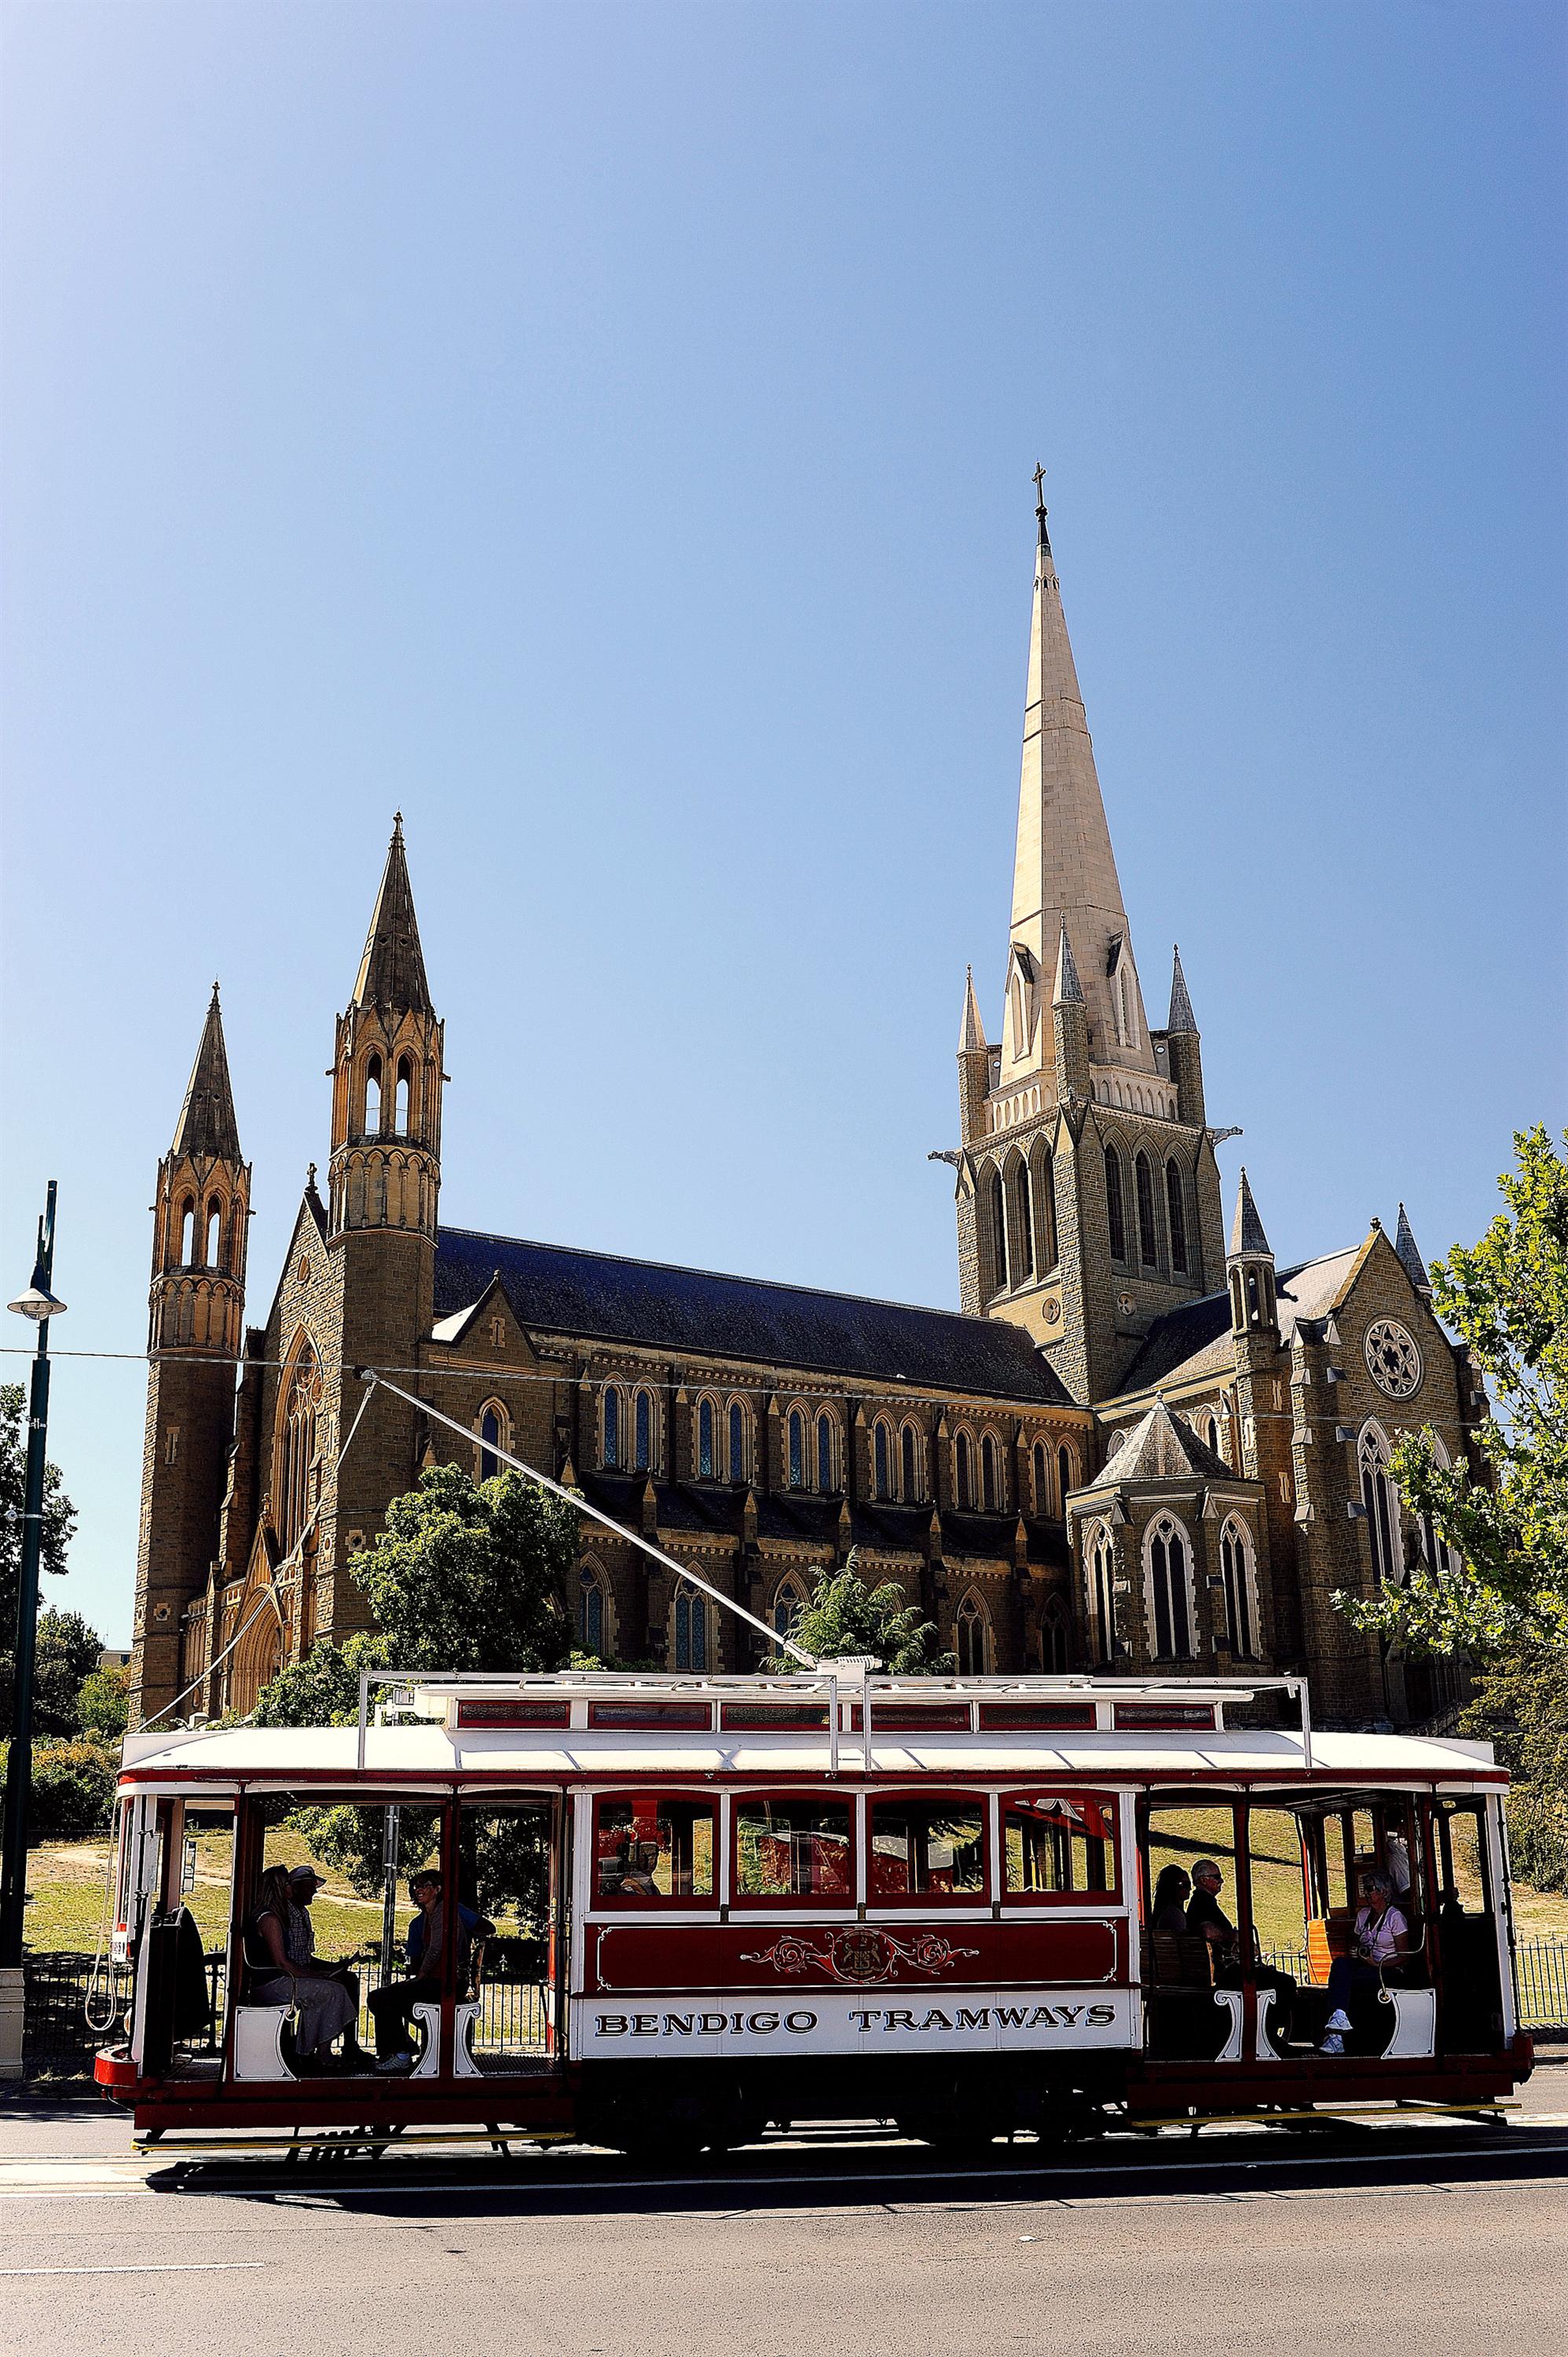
[1112,1247,1361,1397]
[575,1473,1072,1569]
[170,987,241,1160]
[433,1228,1073,1405]
[353,818,432,1013]
[1097,1398,1235,1485]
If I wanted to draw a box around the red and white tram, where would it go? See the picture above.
[96,1668,1533,2150]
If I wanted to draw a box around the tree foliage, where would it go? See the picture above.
[779,1552,953,1675]
[1460,1644,1568,1895]
[1339,1126,1568,1657]
[31,1610,105,1737]
[76,1665,130,1742]
[0,1383,77,1736]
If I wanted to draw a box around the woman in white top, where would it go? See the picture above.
[1318,1869,1412,2055]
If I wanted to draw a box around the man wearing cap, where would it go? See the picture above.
[285,1864,369,2068]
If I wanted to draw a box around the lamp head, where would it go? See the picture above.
[9,1254,65,1322]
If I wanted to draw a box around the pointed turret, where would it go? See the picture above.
[1167,946,1197,1036]
[1053,923,1084,1006]
[1229,1167,1271,1259]
[1394,1202,1432,1298]
[170,985,242,1160]
[1051,922,1090,1098]
[959,966,987,1052]
[1002,481,1152,1083]
[352,814,432,1014]
[1227,1167,1277,1337]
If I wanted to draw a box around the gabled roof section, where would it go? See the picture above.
[170,985,241,1160]
[1112,1247,1361,1397]
[352,816,432,1013]
[434,1228,1074,1405]
[1099,1396,1234,1485]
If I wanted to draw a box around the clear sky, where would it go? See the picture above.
[2,2,1563,1647]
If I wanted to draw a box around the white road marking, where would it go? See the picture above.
[0,2261,266,2277]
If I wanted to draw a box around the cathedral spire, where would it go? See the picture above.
[352,813,432,1014]
[1229,1166,1272,1259]
[170,984,241,1160]
[1167,945,1197,1035]
[959,965,986,1052]
[1003,480,1151,1083]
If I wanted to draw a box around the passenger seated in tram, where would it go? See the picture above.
[1317,1870,1412,2055]
[615,1842,661,1897]
[244,1864,368,2073]
[1151,1865,1192,1934]
[1185,1857,1298,2036]
[368,1869,495,2075]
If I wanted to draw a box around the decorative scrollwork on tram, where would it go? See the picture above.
[739,1926,981,1985]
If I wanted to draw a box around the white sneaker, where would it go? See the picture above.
[1324,2009,1352,2032]
[374,2053,414,2074]
[1318,2032,1345,2056]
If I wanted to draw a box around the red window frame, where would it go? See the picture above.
[999,1788,1120,1908]
[589,1788,720,1912]
[866,1787,991,1908]
[730,1785,856,1910]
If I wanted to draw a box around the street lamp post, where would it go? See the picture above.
[0,1182,66,2076]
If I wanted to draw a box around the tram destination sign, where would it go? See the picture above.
[573,1987,1133,2058]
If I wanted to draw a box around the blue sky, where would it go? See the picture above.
[2,2,1563,1646]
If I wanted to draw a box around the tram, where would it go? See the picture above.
[96,1666,1533,2150]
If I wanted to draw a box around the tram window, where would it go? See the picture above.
[456,1804,555,2072]
[1434,1801,1490,1915]
[735,1796,852,1902]
[594,1795,715,1901]
[1003,1794,1117,1898]
[1244,1805,1312,1967]
[870,1798,986,1901]
[1142,1803,1234,1925]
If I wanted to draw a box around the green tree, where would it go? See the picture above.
[1460,1645,1568,1894]
[1339,1126,1568,1656]
[76,1664,131,1742]
[779,1552,953,1675]
[31,1610,104,1737]
[0,1383,77,1736]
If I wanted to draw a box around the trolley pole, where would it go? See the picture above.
[1,1185,66,2077]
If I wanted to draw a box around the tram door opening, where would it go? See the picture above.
[1139,1800,1240,2060]
[456,1798,560,2076]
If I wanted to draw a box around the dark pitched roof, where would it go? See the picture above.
[1394,1203,1431,1296]
[170,986,241,1160]
[1167,945,1197,1036]
[574,1473,1071,1568]
[1099,1398,1233,1484]
[352,817,432,1013]
[434,1228,1072,1405]
[1114,1247,1360,1395]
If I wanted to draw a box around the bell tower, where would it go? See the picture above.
[131,987,250,1724]
[319,817,446,1636]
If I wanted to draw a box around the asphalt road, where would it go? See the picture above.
[1,2058,1564,2357]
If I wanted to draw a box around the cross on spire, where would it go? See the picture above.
[1032,461,1046,511]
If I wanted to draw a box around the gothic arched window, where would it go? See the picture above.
[1015,1160,1035,1279]
[900,1422,919,1501]
[815,1413,834,1493]
[954,1590,991,1677]
[1166,1159,1189,1274]
[1041,1149,1059,1271]
[1086,1521,1116,1662]
[1057,1443,1075,1511]
[989,1166,1009,1293]
[394,1057,412,1136]
[580,1563,606,1655]
[981,1431,999,1511]
[772,1575,808,1641]
[204,1197,222,1269]
[728,1400,746,1483]
[478,1402,505,1481]
[1135,1152,1158,1267]
[603,1387,622,1469]
[178,1197,196,1265]
[1041,1596,1070,1673]
[277,1341,320,1561]
[698,1397,716,1479]
[874,1419,892,1501]
[364,1054,383,1138]
[1105,1146,1127,1263]
[1032,1440,1049,1515]
[1145,1514,1195,1660]
[956,1431,974,1510]
[633,1388,654,1472]
[788,1409,804,1490]
[674,1587,708,1672]
[1219,1516,1258,1659]
[1359,1423,1401,1588]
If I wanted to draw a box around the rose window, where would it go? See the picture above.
[1365,1318,1421,1399]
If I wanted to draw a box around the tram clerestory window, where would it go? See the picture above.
[595,1795,715,1901]
[870,1798,986,1900]
[1003,1794,1117,1897]
[735,1797,852,1901]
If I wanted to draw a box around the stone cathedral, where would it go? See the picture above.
[130,491,1485,1732]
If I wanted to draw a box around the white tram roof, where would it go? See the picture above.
[121,1673,1501,1790]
